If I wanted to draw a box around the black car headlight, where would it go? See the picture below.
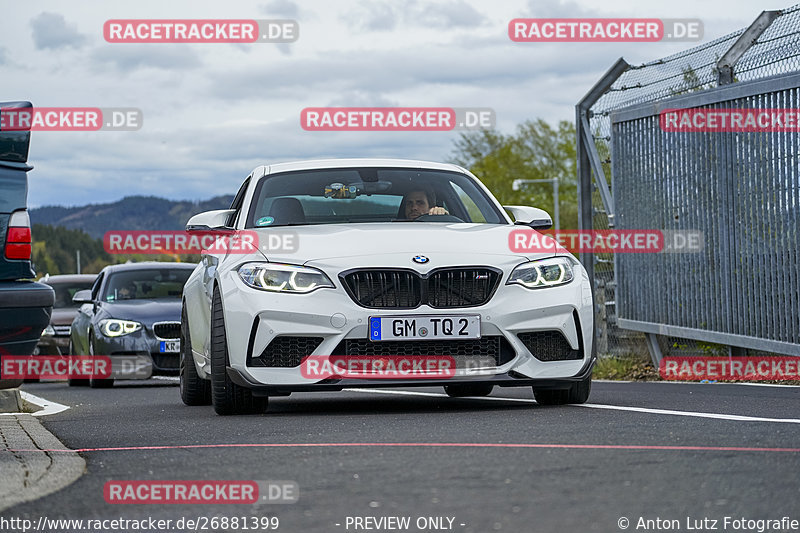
[98,318,143,337]
[238,263,334,293]
[507,257,575,289]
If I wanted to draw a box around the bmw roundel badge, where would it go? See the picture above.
[412,255,429,264]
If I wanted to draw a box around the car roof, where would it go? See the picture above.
[260,158,469,176]
[101,262,197,274]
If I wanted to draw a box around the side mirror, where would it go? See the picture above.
[72,289,93,304]
[503,205,553,230]
[186,209,236,231]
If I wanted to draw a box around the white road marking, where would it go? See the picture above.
[151,376,179,381]
[0,391,71,417]
[727,382,799,389]
[344,388,800,424]
[576,403,800,423]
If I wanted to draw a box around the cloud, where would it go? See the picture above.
[343,0,486,32]
[344,1,399,31]
[0,47,7,65]
[415,0,485,28]
[207,42,608,101]
[260,0,300,18]
[326,91,397,107]
[90,46,202,73]
[525,0,598,18]
[30,12,87,50]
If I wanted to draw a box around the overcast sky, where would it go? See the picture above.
[0,0,778,207]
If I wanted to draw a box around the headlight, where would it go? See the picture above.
[98,319,142,337]
[42,325,56,336]
[507,257,574,289]
[238,263,335,293]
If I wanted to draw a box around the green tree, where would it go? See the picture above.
[31,224,202,278]
[449,119,578,229]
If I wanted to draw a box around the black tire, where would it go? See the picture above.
[180,303,211,406]
[532,387,569,405]
[88,336,114,388]
[210,287,267,415]
[533,374,592,405]
[67,339,89,387]
[444,383,494,397]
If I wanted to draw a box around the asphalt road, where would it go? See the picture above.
[4,379,800,533]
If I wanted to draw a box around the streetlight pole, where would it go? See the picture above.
[511,178,560,230]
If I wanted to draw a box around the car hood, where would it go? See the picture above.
[251,223,558,265]
[99,299,182,324]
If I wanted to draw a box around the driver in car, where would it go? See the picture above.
[117,282,137,300]
[403,188,449,219]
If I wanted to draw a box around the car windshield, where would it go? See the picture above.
[103,269,193,302]
[46,281,95,309]
[245,168,506,227]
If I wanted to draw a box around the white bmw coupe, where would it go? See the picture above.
[181,159,595,415]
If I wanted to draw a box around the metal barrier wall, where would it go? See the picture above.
[576,5,800,361]
[613,74,800,357]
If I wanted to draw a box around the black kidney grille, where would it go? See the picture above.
[344,270,421,308]
[428,268,499,307]
[153,322,181,340]
[518,331,582,361]
[249,336,324,368]
[342,268,499,309]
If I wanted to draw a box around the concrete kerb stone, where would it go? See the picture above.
[0,389,23,412]
[0,414,85,513]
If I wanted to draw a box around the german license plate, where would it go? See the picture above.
[160,340,180,353]
[369,315,480,341]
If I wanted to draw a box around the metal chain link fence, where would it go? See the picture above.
[585,4,800,362]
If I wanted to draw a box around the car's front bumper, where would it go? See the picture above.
[93,329,181,376]
[215,263,595,388]
[227,354,597,396]
[35,334,69,355]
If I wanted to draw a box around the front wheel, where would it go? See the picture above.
[88,336,114,388]
[67,339,89,387]
[180,303,211,406]
[210,287,267,415]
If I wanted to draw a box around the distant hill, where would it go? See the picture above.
[30,195,234,240]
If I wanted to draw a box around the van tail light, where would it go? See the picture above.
[6,210,32,260]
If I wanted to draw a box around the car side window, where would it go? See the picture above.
[228,176,251,227]
[90,273,104,301]
[450,183,486,222]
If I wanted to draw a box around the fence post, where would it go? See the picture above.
[576,58,629,353]
[717,10,780,85]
